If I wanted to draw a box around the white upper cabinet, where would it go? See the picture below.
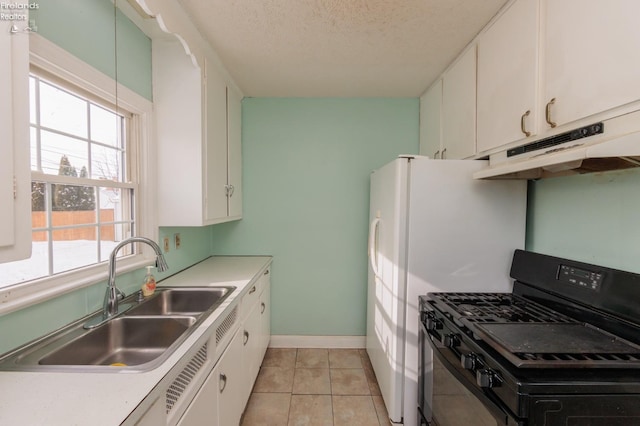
[204,59,229,223]
[477,0,539,153]
[543,0,640,129]
[419,79,442,159]
[154,39,242,226]
[0,21,31,263]
[227,85,243,219]
[442,46,477,159]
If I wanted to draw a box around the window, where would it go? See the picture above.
[0,36,154,304]
[0,73,137,287]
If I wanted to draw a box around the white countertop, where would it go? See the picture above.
[0,256,272,426]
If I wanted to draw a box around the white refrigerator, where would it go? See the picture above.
[366,156,526,425]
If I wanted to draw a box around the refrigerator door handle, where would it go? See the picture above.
[368,216,381,277]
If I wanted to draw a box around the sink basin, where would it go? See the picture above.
[0,286,236,372]
[39,316,196,367]
[126,287,232,316]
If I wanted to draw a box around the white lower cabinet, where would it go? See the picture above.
[214,329,245,426]
[177,329,244,426]
[240,268,271,406]
[175,270,271,426]
[241,298,262,406]
[259,276,271,362]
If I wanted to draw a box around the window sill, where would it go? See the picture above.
[0,255,155,316]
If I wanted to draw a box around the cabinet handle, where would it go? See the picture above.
[545,98,557,128]
[261,302,266,314]
[264,269,269,275]
[520,110,531,137]
[441,148,447,159]
[433,150,440,160]
[229,185,235,197]
[243,330,250,345]
[219,373,227,393]
[249,285,256,294]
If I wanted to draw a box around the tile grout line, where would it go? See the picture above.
[244,348,388,425]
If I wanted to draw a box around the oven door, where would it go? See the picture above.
[419,316,521,426]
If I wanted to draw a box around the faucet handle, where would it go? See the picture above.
[116,287,126,300]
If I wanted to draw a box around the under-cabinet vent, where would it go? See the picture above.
[166,343,208,414]
[216,305,238,344]
[507,122,604,157]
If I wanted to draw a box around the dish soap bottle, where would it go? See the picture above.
[141,266,156,297]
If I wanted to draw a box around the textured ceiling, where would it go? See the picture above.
[177,0,508,97]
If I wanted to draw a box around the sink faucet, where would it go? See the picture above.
[85,237,168,329]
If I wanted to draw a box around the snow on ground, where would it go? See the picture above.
[0,240,120,286]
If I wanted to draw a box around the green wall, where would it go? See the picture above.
[526,168,640,273]
[210,98,420,336]
[32,0,153,100]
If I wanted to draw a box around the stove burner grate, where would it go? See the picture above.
[432,292,574,324]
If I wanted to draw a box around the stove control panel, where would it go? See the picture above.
[558,264,603,292]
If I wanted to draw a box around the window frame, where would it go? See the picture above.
[0,34,157,315]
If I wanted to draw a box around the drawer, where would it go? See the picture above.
[240,268,269,321]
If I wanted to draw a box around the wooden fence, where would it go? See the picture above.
[32,210,116,241]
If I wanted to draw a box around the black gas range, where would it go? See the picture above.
[418,249,640,426]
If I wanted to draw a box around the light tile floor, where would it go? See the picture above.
[241,348,392,426]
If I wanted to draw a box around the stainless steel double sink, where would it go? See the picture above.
[0,287,235,372]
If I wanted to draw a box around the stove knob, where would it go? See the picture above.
[476,369,501,389]
[441,333,459,348]
[425,313,443,331]
[460,353,479,370]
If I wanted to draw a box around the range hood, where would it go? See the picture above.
[474,110,640,179]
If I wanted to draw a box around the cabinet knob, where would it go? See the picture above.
[520,110,531,137]
[545,98,557,128]
[244,330,250,345]
[261,302,266,314]
[249,285,257,294]
[219,373,227,393]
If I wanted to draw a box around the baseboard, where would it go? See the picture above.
[268,335,366,349]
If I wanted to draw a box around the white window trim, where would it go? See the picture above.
[0,34,157,316]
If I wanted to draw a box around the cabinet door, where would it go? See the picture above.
[227,85,242,219]
[442,46,477,159]
[544,0,640,128]
[216,328,244,426]
[0,20,31,262]
[259,277,271,361]
[204,59,229,223]
[419,80,442,159]
[477,0,538,153]
[241,299,262,406]
[177,361,220,426]
[177,329,243,426]
[154,39,205,226]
